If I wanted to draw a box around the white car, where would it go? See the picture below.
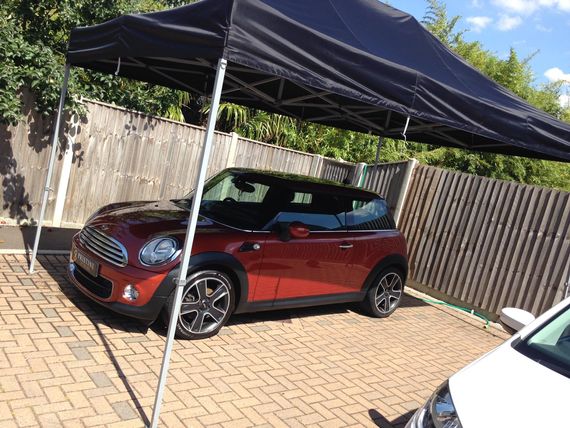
[407,296,570,428]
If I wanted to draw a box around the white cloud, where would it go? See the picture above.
[536,24,553,32]
[491,0,570,14]
[545,67,570,82]
[471,0,484,8]
[497,15,523,30]
[466,16,493,32]
[546,68,570,107]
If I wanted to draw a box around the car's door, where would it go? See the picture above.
[342,197,400,292]
[253,191,356,303]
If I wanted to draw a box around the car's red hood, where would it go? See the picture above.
[86,200,216,244]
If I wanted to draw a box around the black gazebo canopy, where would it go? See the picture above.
[67,0,570,161]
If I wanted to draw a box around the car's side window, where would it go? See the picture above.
[276,212,344,231]
[270,192,346,231]
[346,198,395,231]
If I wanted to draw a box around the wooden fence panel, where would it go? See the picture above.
[61,101,235,224]
[362,161,408,212]
[400,164,570,316]
[0,91,65,224]
[234,137,314,176]
[319,159,355,182]
[4,96,341,226]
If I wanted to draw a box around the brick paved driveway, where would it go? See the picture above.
[0,254,504,427]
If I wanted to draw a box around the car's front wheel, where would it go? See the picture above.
[163,270,235,340]
[361,268,404,318]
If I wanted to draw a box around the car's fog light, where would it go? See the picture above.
[123,284,139,301]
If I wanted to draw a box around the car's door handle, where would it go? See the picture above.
[339,243,353,250]
[239,242,262,252]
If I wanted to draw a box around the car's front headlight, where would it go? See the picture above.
[139,237,178,266]
[411,381,462,428]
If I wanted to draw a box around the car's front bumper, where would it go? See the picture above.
[67,261,171,322]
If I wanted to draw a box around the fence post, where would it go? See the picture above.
[352,162,367,187]
[310,154,324,178]
[52,113,77,227]
[393,158,418,226]
[226,132,240,168]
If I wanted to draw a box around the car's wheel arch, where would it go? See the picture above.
[157,252,249,313]
[361,254,408,294]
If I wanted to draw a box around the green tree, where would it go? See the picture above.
[0,0,193,125]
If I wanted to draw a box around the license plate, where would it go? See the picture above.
[71,245,100,277]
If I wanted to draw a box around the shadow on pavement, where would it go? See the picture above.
[93,323,151,426]
[369,408,417,428]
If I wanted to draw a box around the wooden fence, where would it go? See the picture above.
[3,93,569,317]
[1,96,355,226]
[320,158,356,183]
[399,165,570,317]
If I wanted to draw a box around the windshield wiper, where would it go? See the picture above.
[170,198,192,210]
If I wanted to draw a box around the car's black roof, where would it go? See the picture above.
[225,168,383,200]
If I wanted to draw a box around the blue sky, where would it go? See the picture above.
[388,0,570,106]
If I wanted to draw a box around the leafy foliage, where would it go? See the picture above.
[0,0,192,125]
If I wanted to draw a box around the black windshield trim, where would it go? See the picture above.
[513,305,570,379]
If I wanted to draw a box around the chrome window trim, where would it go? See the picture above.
[200,215,398,234]
[200,215,271,234]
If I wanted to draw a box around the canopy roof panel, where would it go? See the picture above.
[67,0,570,162]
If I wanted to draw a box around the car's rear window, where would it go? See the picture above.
[346,198,395,231]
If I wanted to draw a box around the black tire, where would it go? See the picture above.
[361,267,404,318]
[163,270,235,340]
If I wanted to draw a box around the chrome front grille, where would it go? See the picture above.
[79,226,128,267]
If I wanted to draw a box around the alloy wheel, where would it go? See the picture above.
[374,272,403,314]
[179,275,231,334]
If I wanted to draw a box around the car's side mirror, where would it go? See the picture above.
[500,307,536,334]
[289,221,310,239]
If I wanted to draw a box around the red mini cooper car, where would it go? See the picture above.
[68,168,408,339]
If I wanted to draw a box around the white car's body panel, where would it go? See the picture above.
[407,297,570,428]
[450,341,569,428]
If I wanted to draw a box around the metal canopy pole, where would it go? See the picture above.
[373,111,392,171]
[149,57,227,428]
[373,136,383,170]
[29,63,71,273]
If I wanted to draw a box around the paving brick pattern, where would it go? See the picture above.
[0,254,504,427]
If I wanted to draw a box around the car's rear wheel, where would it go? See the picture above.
[163,270,235,340]
[362,268,404,318]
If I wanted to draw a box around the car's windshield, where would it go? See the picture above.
[515,304,570,378]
